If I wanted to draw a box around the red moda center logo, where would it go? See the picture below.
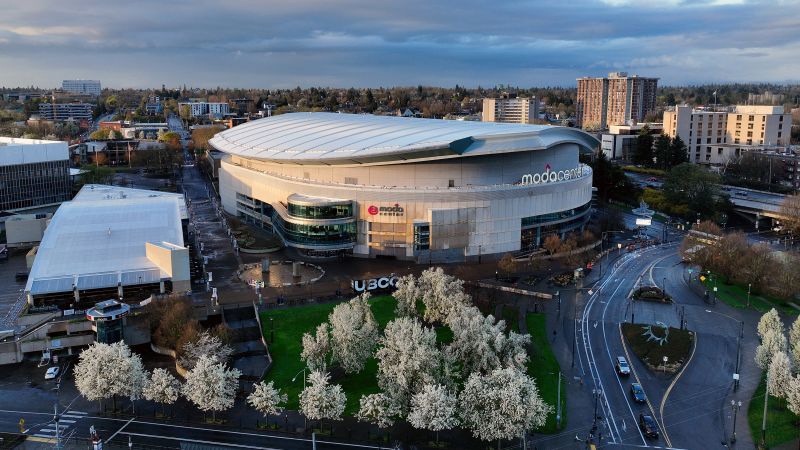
[368,204,404,217]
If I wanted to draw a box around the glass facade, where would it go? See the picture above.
[272,215,356,247]
[520,202,592,250]
[235,193,274,231]
[0,160,71,210]
[413,223,430,250]
[287,202,352,219]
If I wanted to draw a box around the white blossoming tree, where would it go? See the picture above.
[767,351,793,399]
[183,355,241,421]
[74,342,146,411]
[143,368,181,416]
[376,317,443,410]
[790,316,800,367]
[301,323,330,372]
[356,393,401,428]
[757,308,784,341]
[407,384,459,444]
[755,329,789,371]
[786,375,800,416]
[393,274,420,318]
[329,293,379,374]
[248,381,287,427]
[417,268,470,324]
[446,306,530,376]
[459,368,552,446]
[299,371,346,431]
[180,330,234,370]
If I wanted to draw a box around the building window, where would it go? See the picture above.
[696,138,701,144]
[778,132,782,138]
[748,115,754,121]
[717,138,722,143]
[413,223,430,251]
[344,177,358,185]
[448,179,455,188]
[736,115,742,120]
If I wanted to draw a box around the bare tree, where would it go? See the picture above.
[542,235,562,255]
[780,194,800,237]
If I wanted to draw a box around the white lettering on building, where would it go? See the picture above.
[520,165,585,186]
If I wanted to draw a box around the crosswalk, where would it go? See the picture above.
[32,410,87,440]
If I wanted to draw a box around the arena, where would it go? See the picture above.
[210,113,598,262]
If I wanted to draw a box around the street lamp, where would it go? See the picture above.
[730,400,742,444]
[617,242,622,255]
[292,368,308,429]
[747,283,752,308]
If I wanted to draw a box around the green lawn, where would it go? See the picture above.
[526,313,567,433]
[621,323,693,373]
[701,276,798,316]
[260,295,398,415]
[261,299,565,432]
[747,375,800,448]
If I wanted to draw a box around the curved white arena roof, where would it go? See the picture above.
[210,112,598,165]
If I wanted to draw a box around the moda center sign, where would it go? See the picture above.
[367,203,404,217]
[520,163,586,185]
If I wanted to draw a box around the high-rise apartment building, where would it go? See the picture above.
[62,80,101,96]
[663,105,792,165]
[482,94,539,124]
[576,72,658,130]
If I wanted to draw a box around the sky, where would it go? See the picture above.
[1,0,799,89]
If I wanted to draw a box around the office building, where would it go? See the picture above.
[210,112,597,262]
[0,137,71,211]
[601,123,663,161]
[38,102,94,121]
[25,184,189,309]
[62,79,101,96]
[576,72,658,130]
[482,94,540,124]
[663,105,792,165]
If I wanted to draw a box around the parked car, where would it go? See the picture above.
[639,413,659,439]
[616,356,631,376]
[44,366,60,380]
[630,383,646,403]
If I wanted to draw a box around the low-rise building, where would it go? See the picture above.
[25,184,189,309]
[179,101,230,118]
[62,79,101,96]
[601,123,663,161]
[37,102,93,121]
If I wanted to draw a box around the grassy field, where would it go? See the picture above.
[259,295,398,415]
[747,376,800,448]
[701,276,798,316]
[261,299,565,433]
[621,323,693,373]
[526,313,567,433]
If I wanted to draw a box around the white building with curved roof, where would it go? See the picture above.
[210,112,598,261]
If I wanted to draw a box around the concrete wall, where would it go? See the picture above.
[6,215,50,247]
[145,241,190,283]
[220,147,593,258]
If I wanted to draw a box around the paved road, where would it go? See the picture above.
[531,241,762,450]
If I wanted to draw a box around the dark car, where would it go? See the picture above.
[639,413,659,439]
[15,271,29,281]
[630,383,646,403]
[616,356,631,376]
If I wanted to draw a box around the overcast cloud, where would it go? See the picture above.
[1,0,799,88]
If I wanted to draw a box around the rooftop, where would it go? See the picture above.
[74,184,188,219]
[25,185,185,296]
[209,112,598,165]
[0,137,69,166]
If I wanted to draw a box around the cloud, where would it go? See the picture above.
[0,0,798,87]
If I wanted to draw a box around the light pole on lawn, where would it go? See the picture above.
[291,368,308,430]
[747,283,751,308]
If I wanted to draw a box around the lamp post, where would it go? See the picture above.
[292,368,308,430]
[747,283,751,308]
[730,400,742,444]
[617,242,622,255]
